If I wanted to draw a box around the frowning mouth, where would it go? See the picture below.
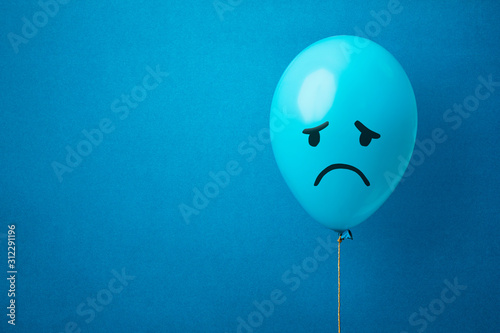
[314,163,370,186]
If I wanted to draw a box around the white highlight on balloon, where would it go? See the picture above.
[297,68,336,123]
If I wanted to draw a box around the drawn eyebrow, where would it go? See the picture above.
[354,121,380,138]
[302,121,329,134]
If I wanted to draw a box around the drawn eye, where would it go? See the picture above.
[302,121,329,147]
[308,132,320,147]
[355,121,380,147]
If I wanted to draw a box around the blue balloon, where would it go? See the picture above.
[270,36,417,232]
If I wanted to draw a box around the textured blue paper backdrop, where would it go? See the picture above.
[1,1,499,332]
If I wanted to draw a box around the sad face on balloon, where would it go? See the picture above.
[271,36,417,233]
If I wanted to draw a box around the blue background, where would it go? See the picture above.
[1,0,499,332]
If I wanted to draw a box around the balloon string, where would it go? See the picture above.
[338,235,342,333]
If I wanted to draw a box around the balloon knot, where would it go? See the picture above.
[337,229,353,243]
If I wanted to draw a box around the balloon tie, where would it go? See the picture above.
[337,235,342,333]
